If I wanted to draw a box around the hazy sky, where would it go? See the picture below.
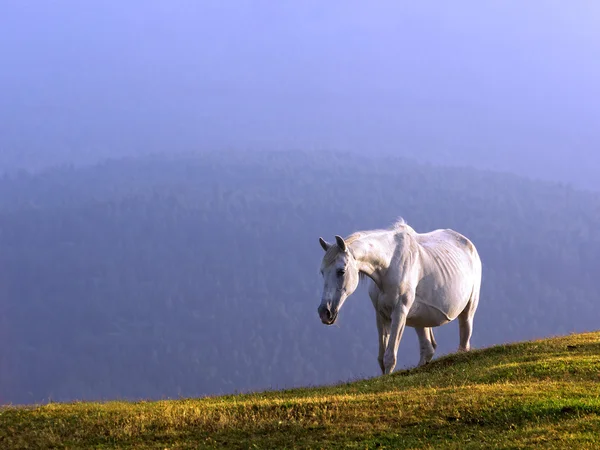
[1,1,599,185]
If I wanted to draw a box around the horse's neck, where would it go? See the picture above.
[349,231,396,287]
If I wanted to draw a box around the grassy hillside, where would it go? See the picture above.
[2,332,600,449]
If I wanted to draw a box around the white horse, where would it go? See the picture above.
[317,219,482,375]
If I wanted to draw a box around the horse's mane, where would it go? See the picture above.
[323,217,414,267]
[345,217,411,241]
[391,217,408,229]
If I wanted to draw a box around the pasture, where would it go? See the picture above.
[3,331,600,449]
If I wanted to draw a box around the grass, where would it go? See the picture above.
[2,332,600,449]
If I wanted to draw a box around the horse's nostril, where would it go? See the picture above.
[318,304,332,320]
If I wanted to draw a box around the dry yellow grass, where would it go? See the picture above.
[2,331,600,449]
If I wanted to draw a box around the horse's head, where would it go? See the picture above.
[317,235,360,325]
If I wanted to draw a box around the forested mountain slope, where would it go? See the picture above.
[1,151,599,405]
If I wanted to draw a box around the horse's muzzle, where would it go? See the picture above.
[318,304,337,325]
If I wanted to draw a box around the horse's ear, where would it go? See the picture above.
[335,235,347,252]
[319,237,331,251]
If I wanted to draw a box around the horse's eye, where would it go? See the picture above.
[337,269,345,277]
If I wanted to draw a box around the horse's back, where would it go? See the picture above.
[417,228,480,271]
[417,228,478,257]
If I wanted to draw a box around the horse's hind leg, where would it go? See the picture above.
[429,327,437,350]
[458,289,480,352]
[415,327,436,366]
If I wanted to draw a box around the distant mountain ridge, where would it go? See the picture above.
[1,147,598,192]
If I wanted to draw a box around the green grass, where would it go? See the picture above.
[3,332,600,449]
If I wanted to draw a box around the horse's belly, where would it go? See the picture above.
[406,300,452,328]
[413,277,473,323]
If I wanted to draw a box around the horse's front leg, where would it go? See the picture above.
[376,312,390,374]
[383,292,415,374]
[415,327,436,367]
